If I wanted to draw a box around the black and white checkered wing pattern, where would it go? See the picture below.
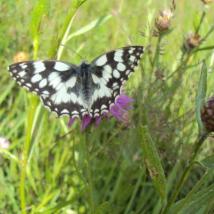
[8,60,84,117]
[90,46,144,116]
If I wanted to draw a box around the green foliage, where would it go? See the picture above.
[195,61,207,135]
[0,0,214,214]
[140,126,166,199]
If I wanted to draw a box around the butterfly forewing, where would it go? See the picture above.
[8,60,86,117]
[90,46,144,117]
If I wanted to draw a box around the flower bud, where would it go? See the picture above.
[201,0,213,4]
[13,51,29,63]
[155,9,173,33]
[184,33,201,51]
[201,97,214,132]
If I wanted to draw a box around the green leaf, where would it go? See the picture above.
[140,126,166,199]
[66,14,112,42]
[195,61,207,135]
[200,155,214,169]
[170,184,214,214]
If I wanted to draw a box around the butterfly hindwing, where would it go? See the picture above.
[90,46,144,117]
[8,60,86,117]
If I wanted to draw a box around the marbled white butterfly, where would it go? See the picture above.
[8,46,144,119]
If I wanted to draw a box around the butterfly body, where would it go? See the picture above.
[8,46,144,118]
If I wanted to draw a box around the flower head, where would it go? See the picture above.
[201,97,214,132]
[155,9,173,33]
[68,94,133,130]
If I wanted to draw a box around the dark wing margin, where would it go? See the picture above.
[89,46,144,117]
[8,60,86,118]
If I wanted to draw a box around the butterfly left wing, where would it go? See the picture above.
[8,60,86,118]
[89,46,144,117]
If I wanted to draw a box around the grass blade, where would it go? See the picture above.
[140,126,167,200]
[195,61,207,136]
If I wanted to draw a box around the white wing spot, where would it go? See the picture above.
[18,71,26,77]
[39,79,48,88]
[95,55,107,66]
[12,69,17,73]
[128,48,135,54]
[113,82,119,90]
[94,109,99,113]
[126,70,130,75]
[101,104,107,110]
[72,110,79,115]
[42,90,49,95]
[34,61,46,73]
[48,72,61,89]
[92,74,100,84]
[61,109,69,114]
[31,74,42,83]
[114,50,123,62]
[54,62,70,71]
[20,63,27,69]
[25,83,32,88]
[65,77,76,88]
[113,69,120,78]
[129,55,135,62]
[117,63,126,71]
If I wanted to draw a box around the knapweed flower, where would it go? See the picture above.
[184,32,201,51]
[155,9,173,33]
[0,137,10,149]
[201,97,214,132]
[201,0,213,4]
[68,94,133,130]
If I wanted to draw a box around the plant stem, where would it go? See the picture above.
[162,133,208,214]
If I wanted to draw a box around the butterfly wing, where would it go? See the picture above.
[89,46,144,117]
[8,60,86,118]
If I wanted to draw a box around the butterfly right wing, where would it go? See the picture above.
[8,60,86,118]
[89,46,144,117]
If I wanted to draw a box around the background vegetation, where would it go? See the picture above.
[0,0,214,213]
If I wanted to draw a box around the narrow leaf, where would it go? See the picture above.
[200,155,214,169]
[140,126,166,199]
[195,61,207,135]
[66,15,112,42]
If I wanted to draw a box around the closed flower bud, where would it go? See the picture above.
[201,97,214,132]
[201,0,213,4]
[155,9,173,33]
[13,51,29,63]
[184,33,201,50]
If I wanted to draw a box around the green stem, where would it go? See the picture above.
[84,131,95,214]
[162,133,208,214]
[195,10,206,34]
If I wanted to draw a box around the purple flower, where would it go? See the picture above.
[68,94,133,130]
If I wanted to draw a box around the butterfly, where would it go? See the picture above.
[8,46,144,119]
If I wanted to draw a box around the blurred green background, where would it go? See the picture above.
[0,0,214,213]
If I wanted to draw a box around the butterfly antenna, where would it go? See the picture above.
[59,44,85,60]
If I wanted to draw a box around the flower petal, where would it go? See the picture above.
[81,115,92,130]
